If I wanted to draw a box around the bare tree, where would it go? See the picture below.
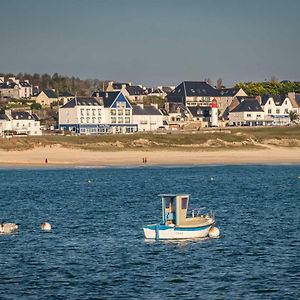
[216,78,223,89]
[270,76,278,83]
[204,78,212,86]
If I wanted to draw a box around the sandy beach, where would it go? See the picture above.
[0,146,299,167]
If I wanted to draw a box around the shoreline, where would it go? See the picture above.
[0,146,300,168]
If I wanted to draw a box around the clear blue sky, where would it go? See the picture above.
[0,0,299,86]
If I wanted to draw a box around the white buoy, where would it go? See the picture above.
[209,227,220,238]
[0,223,18,234]
[40,222,52,232]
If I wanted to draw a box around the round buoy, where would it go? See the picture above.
[0,223,18,234]
[40,222,52,232]
[88,180,92,183]
[210,177,214,181]
[209,227,220,238]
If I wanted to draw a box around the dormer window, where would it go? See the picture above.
[16,116,19,119]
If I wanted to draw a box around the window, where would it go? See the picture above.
[165,198,171,208]
[16,123,19,127]
[246,113,251,117]
[257,114,261,117]
[111,117,116,124]
[125,117,130,124]
[92,109,96,116]
[276,109,280,114]
[80,109,84,116]
[268,109,272,114]
[117,102,125,108]
[98,109,101,115]
[92,117,96,123]
[125,109,130,116]
[284,109,289,114]
[117,109,123,115]
[86,117,90,123]
[181,198,188,209]
[80,117,84,123]
[118,117,123,123]
[111,109,116,115]
[86,109,90,116]
[98,117,101,123]
[28,123,31,127]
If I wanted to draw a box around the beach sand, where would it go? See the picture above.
[0,146,299,167]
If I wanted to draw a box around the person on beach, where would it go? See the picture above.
[45,158,48,164]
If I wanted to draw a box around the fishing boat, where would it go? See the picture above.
[143,194,219,240]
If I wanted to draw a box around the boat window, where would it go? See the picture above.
[181,198,188,209]
[165,198,171,208]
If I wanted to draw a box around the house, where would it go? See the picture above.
[0,110,42,135]
[0,77,32,99]
[60,91,138,134]
[166,81,246,117]
[0,82,20,99]
[59,97,104,135]
[105,82,147,103]
[35,89,74,107]
[187,106,211,123]
[228,98,272,126]
[261,94,294,125]
[132,104,164,131]
[35,89,58,106]
[94,91,137,133]
[19,80,32,98]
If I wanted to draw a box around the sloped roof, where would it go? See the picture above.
[188,106,211,117]
[19,81,31,87]
[112,82,130,90]
[93,91,120,107]
[126,85,146,95]
[231,99,263,113]
[295,94,300,107]
[11,111,38,120]
[217,88,239,97]
[261,94,287,106]
[61,97,101,108]
[132,105,162,116]
[39,90,57,98]
[0,82,18,89]
[0,114,10,121]
[59,91,74,97]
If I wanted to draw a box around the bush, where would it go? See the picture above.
[30,102,42,110]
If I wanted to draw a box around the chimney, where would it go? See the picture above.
[256,95,262,104]
[137,103,144,109]
[25,80,29,83]
[15,79,20,85]
[151,103,158,109]
[8,77,16,83]
[0,77,4,83]
[105,92,108,98]
[5,109,12,119]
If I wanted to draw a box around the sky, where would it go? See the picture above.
[0,0,299,87]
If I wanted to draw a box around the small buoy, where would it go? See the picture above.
[209,227,220,238]
[0,223,18,234]
[40,222,51,232]
[88,180,92,183]
[298,176,300,179]
[210,177,214,181]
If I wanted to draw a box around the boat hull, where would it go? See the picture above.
[143,224,213,240]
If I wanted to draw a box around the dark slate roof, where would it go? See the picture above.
[0,114,10,121]
[231,99,263,113]
[92,91,120,107]
[126,85,146,95]
[217,88,239,97]
[32,113,40,121]
[261,94,287,106]
[132,105,162,116]
[61,97,101,108]
[19,81,31,87]
[11,111,37,120]
[39,90,57,98]
[188,106,211,117]
[144,105,162,115]
[112,82,130,89]
[0,82,18,89]
[132,105,145,115]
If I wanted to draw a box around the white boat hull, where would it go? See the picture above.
[143,224,213,240]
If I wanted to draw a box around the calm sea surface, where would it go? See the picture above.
[0,165,299,299]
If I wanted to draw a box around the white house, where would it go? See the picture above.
[0,110,42,135]
[261,94,294,125]
[228,98,272,126]
[60,92,138,134]
[0,77,32,99]
[132,104,164,131]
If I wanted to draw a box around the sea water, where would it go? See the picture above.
[0,165,299,299]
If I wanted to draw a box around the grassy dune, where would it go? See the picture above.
[0,126,300,151]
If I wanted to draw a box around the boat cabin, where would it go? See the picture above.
[161,194,211,227]
[161,194,191,226]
